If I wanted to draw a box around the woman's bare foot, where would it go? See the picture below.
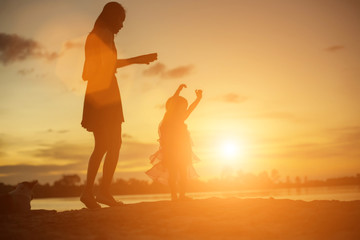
[80,193,101,209]
[96,192,123,207]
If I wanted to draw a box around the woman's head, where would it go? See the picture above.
[94,2,126,34]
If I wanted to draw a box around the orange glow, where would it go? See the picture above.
[221,140,238,158]
[0,0,359,185]
[213,134,248,170]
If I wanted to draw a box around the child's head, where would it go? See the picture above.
[165,96,188,121]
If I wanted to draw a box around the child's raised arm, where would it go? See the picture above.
[185,89,202,119]
[173,84,187,96]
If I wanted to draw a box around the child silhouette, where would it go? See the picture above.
[146,84,202,201]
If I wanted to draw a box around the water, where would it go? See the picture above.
[31,185,360,212]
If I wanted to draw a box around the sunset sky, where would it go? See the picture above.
[0,0,359,184]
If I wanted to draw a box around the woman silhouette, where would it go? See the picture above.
[80,2,157,209]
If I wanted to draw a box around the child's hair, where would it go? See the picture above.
[163,96,188,122]
[166,96,188,112]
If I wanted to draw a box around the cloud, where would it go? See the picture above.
[25,141,90,163]
[143,62,193,79]
[143,63,166,76]
[0,136,5,147]
[44,129,70,134]
[0,137,86,183]
[57,130,69,134]
[0,136,6,157]
[18,139,156,167]
[329,126,360,151]
[0,33,59,65]
[17,68,34,75]
[0,136,158,184]
[324,45,344,52]
[0,163,81,175]
[256,126,360,162]
[29,140,158,169]
[0,139,90,184]
[215,93,248,103]
[122,133,133,139]
[0,136,8,157]
[63,40,83,50]
[120,141,158,161]
[163,65,193,78]
[117,141,158,171]
[0,163,84,184]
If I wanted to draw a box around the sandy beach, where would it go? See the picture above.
[1,198,360,240]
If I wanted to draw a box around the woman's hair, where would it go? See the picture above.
[93,2,126,33]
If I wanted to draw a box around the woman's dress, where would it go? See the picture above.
[81,28,124,132]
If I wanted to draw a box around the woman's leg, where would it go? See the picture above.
[81,129,107,208]
[98,124,122,203]
[83,130,107,193]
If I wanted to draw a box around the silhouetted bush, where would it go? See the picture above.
[1,172,359,198]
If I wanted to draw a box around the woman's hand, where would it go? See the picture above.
[135,53,158,64]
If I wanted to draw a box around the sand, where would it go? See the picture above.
[1,198,359,240]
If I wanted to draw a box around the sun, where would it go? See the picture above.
[218,139,243,166]
[221,140,238,159]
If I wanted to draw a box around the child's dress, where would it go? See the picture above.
[146,120,199,184]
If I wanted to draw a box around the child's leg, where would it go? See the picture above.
[168,164,178,201]
[178,163,187,199]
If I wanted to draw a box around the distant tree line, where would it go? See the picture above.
[0,171,359,198]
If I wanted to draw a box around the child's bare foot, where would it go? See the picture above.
[179,195,192,201]
[171,193,178,201]
[80,193,101,209]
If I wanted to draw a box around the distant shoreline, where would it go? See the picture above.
[33,183,360,199]
[2,173,360,199]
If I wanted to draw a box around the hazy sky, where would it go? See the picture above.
[0,0,359,184]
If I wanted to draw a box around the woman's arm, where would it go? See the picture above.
[117,53,157,68]
[185,89,202,119]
